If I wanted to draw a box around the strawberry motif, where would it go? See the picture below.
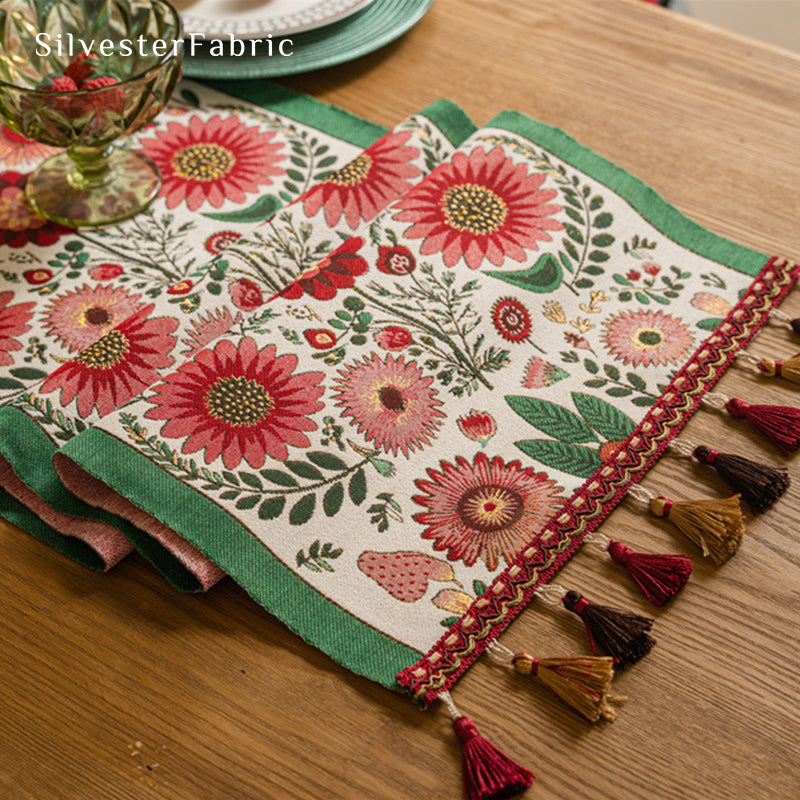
[63,53,99,86]
[358,550,455,602]
[38,74,78,92]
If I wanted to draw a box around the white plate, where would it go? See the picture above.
[175,0,377,39]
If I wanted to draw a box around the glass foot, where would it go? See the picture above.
[25,149,161,228]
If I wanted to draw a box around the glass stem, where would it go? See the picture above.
[67,144,115,190]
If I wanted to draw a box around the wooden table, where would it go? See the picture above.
[2,1,799,798]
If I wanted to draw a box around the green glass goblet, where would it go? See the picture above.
[0,0,183,227]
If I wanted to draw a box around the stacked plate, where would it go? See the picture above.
[178,0,434,79]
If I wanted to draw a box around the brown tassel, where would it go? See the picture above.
[511,653,620,722]
[758,353,800,383]
[453,716,534,800]
[792,319,800,336]
[649,494,744,565]
[693,445,789,514]
[607,541,693,606]
[562,590,655,668]
[725,398,800,452]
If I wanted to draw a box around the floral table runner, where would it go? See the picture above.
[20,101,793,698]
[0,80,476,591]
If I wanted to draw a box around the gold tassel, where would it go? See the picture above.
[758,353,800,383]
[649,495,744,566]
[512,653,622,723]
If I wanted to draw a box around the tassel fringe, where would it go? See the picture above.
[562,590,655,668]
[726,398,800,452]
[693,445,789,514]
[758,353,800,384]
[649,494,744,565]
[453,716,534,800]
[512,653,620,723]
[607,541,693,606]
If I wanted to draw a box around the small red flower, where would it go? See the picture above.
[205,230,242,254]
[643,262,661,276]
[167,279,193,295]
[627,269,641,281]
[456,410,497,447]
[23,268,53,285]
[278,237,368,302]
[565,331,591,350]
[230,278,263,311]
[304,329,338,349]
[89,263,123,281]
[492,297,531,343]
[374,326,412,351]
[376,245,416,276]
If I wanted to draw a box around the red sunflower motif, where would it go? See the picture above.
[392,146,563,270]
[138,115,285,211]
[276,237,368,302]
[40,305,179,418]
[413,453,565,571]
[0,291,36,366]
[144,338,325,469]
[302,130,421,229]
[0,171,76,247]
[492,297,531,343]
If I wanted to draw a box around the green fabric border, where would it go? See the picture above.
[415,99,477,146]
[60,428,422,689]
[0,407,201,589]
[0,479,104,571]
[487,111,769,276]
[204,79,387,147]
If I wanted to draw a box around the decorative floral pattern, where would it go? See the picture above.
[42,284,143,353]
[333,353,445,457]
[278,238,368,301]
[144,339,325,469]
[456,410,497,447]
[303,130,421,229]
[491,297,531,343]
[392,146,563,269]
[180,308,242,358]
[602,308,694,367]
[0,126,58,167]
[0,171,75,247]
[40,306,179,417]
[138,115,285,211]
[0,291,35,366]
[413,453,565,571]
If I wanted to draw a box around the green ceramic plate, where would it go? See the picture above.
[182,0,434,79]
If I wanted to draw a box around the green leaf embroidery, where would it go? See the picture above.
[307,451,348,471]
[260,469,299,487]
[258,497,286,520]
[571,392,636,442]
[349,468,367,506]
[285,460,325,481]
[289,494,316,525]
[506,396,597,443]
[515,440,602,478]
[202,194,280,223]
[323,483,345,517]
[485,253,563,294]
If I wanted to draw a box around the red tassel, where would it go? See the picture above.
[453,716,534,800]
[562,590,655,668]
[607,541,693,607]
[693,445,789,513]
[725,398,800,452]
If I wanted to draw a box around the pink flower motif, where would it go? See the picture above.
[392,146,563,270]
[180,307,242,358]
[643,262,661,276]
[522,357,568,389]
[333,353,445,457]
[602,308,694,368]
[564,332,592,351]
[89,263,123,281]
[691,292,731,316]
[145,339,325,469]
[302,130,421,229]
[374,326,412,351]
[456,410,497,447]
[229,278,263,311]
[138,115,285,211]
[40,305,178,418]
[0,291,35,366]
[42,283,143,353]
[413,453,565,571]
[0,126,58,168]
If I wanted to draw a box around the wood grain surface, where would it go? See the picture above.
[2,1,799,798]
